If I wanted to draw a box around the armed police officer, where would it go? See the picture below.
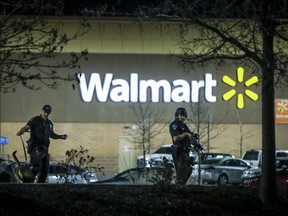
[16,105,68,183]
[169,107,199,185]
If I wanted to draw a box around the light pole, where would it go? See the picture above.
[206,113,212,153]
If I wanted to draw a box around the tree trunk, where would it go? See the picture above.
[259,13,277,206]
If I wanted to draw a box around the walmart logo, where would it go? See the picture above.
[222,67,258,109]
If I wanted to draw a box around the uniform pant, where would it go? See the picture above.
[30,146,49,183]
[171,145,192,185]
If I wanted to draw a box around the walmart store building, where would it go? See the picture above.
[1,18,287,174]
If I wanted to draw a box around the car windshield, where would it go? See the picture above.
[70,165,86,172]
[276,152,288,157]
[204,153,232,159]
[276,159,288,168]
[202,158,222,165]
[154,147,171,154]
[49,164,67,174]
[49,163,86,174]
[243,151,259,160]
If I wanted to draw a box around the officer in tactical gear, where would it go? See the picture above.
[169,107,198,185]
[16,105,68,183]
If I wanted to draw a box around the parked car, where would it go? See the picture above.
[136,144,173,168]
[136,144,201,168]
[191,157,252,186]
[47,162,98,184]
[69,164,99,183]
[192,152,234,164]
[94,167,176,185]
[241,157,288,187]
[241,149,288,167]
[241,168,288,188]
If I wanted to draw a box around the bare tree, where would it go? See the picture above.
[125,103,167,167]
[188,96,227,186]
[137,0,288,206]
[188,97,227,153]
[236,111,254,157]
[0,0,90,93]
[64,145,104,174]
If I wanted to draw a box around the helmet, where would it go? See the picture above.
[174,107,187,117]
[42,105,52,114]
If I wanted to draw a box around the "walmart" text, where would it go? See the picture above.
[78,73,217,103]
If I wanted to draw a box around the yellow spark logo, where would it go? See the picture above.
[277,100,288,113]
[222,67,258,109]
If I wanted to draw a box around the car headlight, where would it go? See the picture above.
[243,170,261,176]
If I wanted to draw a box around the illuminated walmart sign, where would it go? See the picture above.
[78,68,259,108]
[222,67,259,109]
[78,73,217,103]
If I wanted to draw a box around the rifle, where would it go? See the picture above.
[189,133,205,154]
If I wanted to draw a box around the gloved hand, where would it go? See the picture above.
[16,131,24,136]
[192,133,199,140]
[61,134,68,140]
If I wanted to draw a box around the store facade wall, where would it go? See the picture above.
[1,18,287,174]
